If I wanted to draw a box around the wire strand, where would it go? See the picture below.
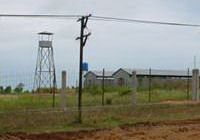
[91,15,200,27]
[0,14,82,20]
[0,14,200,27]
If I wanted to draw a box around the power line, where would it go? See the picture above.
[0,14,200,27]
[0,14,81,19]
[91,15,200,27]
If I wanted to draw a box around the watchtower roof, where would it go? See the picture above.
[38,31,53,35]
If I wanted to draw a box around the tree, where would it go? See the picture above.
[0,86,3,94]
[14,83,24,93]
[4,86,12,94]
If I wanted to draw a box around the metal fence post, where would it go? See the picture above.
[60,71,67,110]
[132,71,137,108]
[102,68,105,106]
[148,68,152,102]
[187,68,190,100]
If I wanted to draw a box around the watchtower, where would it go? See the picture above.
[34,32,57,94]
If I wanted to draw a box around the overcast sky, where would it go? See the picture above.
[0,0,200,75]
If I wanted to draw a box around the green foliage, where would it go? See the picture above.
[14,88,22,93]
[35,87,58,94]
[0,86,4,94]
[84,86,102,95]
[118,87,132,96]
[104,86,119,92]
[37,88,51,93]
[23,90,30,94]
[4,86,12,94]
[14,83,24,94]
[106,98,112,105]
[137,79,190,92]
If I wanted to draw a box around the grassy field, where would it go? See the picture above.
[0,89,190,111]
[1,103,200,133]
[0,89,195,133]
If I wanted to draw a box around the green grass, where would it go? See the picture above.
[0,104,200,133]
[0,89,194,133]
[0,89,190,111]
[138,89,190,103]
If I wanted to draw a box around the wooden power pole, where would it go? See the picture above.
[76,14,91,123]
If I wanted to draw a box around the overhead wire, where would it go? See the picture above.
[0,14,81,20]
[0,14,199,27]
[90,15,200,27]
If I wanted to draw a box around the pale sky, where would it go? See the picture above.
[0,0,200,75]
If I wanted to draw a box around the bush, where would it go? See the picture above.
[106,98,112,105]
[0,86,3,94]
[14,83,24,94]
[84,86,102,95]
[4,86,12,94]
[104,86,118,92]
[118,87,132,96]
[35,87,58,94]
[23,90,30,94]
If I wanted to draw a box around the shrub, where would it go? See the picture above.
[84,86,102,95]
[104,86,118,93]
[106,98,112,105]
[14,83,24,94]
[118,87,132,96]
[23,90,30,94]
[0,86,3,94]
[4,86,12,94]
[35,87,58,94]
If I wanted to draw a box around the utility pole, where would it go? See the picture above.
[76,14,91,123]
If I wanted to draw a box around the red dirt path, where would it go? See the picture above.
[1,119,200,140]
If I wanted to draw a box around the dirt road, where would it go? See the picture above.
[1,119,200,140]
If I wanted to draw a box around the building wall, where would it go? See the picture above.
[85,70,189,89]
[138,76,149,89]
[94,78,114,87]
[113,70,133,87]
[84,73,114,87]
[102,78,114,86]
[113,70,189,89]
[84,73,97,87]
[138,76,190,89]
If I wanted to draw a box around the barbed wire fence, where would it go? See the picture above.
[0,68,194,103]
[0,68,198,133]
[0,69,79,93]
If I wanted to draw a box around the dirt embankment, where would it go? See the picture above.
[2,119,200,140]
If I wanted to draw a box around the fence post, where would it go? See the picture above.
[192,69,199,101]
[187,68,190,100]
[148,68,152,102]
[60,71,67,110]
[102,68,105,106]
[132,71,137,108]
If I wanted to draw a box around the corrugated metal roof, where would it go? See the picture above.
[85,70,114,77]
[86,68,192,78]
[122,68,192,77]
